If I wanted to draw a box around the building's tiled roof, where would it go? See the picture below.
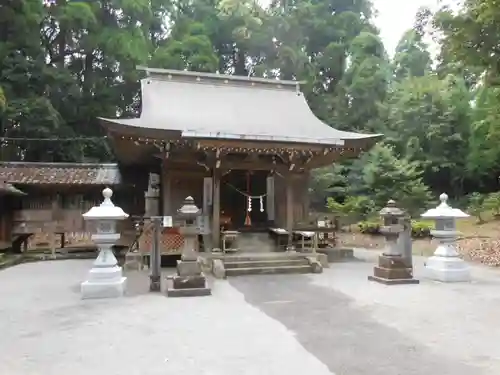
[0,162,121,185]
[99,67,382,146]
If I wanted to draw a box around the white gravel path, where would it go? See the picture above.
[311,249,500,374]
[0,260,333,375]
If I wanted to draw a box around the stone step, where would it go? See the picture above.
[218,252,307,263]
[225,264,311,276]
[224,259,308,269]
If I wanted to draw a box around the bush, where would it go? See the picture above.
[327,195,375,220]
[483,192,500,218]
[358,221,381,235]
[467,192,486,223]
[411,220,433,238]
[357,219,433,238]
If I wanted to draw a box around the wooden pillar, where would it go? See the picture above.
[159,159,164,216]
[212,170,221,249]
[286,174,294,246]
[50,196,58,259]
[302,173,310,222]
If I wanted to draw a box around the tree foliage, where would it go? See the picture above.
[2,0,500,217]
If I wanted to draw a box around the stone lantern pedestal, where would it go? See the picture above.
[167,197,211,297]
[81,188,129,299]
[368,200,419,285]
[421,193,471,282]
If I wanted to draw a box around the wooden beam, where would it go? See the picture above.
[195,139,328,152]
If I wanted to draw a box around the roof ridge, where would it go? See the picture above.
[137,66,303,88]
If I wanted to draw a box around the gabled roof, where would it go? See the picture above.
[99,67,381,146]
[0,162,121,185]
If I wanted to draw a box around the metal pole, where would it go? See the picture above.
[149,217,162,291]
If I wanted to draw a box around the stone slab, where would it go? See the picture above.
[81,277,127,299]
[368,275,420,285]
[172,275,207,289]
[317,247,354,262]
[212,259,226,279]
[177,260,201,276]
[165,278,211,297]
[373,266,413,280]
[166,287,212,297]
[316,253,329,268]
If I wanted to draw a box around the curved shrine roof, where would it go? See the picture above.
[99,67,381,146]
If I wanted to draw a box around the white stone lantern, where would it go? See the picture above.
[421,193,471,282]
[80,187,129,299]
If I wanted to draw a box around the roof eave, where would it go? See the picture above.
[101,118,383,147]
[98,117,183,140]
[2,185,26,196]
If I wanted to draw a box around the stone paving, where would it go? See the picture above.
[1,251,500,375]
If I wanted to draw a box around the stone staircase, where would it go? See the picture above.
[205,232,323,277]
[223,253,315,276]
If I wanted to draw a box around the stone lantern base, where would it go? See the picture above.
[368,254,419,285]
[166,259,211,297]
[426,255,470,282]
[81,265,127,299]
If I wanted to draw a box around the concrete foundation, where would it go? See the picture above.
[81,275,126,299]
[81,256,128,299]
[426,255,471,282]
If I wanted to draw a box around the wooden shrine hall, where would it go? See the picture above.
[99,67,381,253]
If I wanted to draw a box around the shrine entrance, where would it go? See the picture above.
[220,170,268,231]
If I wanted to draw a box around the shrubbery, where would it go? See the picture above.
[467,191,500,223]
[357,219,434,238]
[357,221,380,235]
[411,220,434,238]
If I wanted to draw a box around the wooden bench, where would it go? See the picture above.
[222,230,239,253]
[269,228,289,250]
[293,230,315,250]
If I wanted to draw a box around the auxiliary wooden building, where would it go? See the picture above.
[0,162,138,252]
[98,67,380,253]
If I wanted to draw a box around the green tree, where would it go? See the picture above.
[383,74,471,196]
[392,29,431,81]
[333,31,390,133]
[359,143,433,216]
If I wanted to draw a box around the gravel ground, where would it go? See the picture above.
[1,252,500,375]
[0,260,331,375]
[229,249,500,375]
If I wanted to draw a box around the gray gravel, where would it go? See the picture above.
[2,251,500,375]
[0,260,332,375]
[229,249,500,375]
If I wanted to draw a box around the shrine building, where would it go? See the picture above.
[98,67,381,252]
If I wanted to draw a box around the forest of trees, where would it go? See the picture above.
[0,0,499,216]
